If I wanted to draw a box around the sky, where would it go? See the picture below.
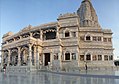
[0,0,119,59]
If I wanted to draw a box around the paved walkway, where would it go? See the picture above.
[44,70,119,79]
[0,70,119,84]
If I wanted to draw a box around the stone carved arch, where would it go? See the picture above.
[85,51,92,61]
[43,28,56,40]
[10,49,18,66]
[21,46,29,65]
[32,31,40,39]
[84,33,92,41]
[65,51,70,60]
[3,51,9,65]
[21,33,30,38]
[64,28,70,37]
[11,49,18,53]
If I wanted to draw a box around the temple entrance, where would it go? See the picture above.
[44,53,50,66]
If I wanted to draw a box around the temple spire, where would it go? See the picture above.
[77,0,100,28]
[84,0,91,1]
[83,0,91,2]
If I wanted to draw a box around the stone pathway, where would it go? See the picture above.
[0,71,119,84]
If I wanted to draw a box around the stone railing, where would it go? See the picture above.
[79,66,119,71]
[103,29,112,33]
[6,66,37,72]
[43,39,60,46]
[58,13,77,20]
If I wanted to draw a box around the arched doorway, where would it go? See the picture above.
[21,47,29,66]
[3,51,8,66]
[10,50,18,66]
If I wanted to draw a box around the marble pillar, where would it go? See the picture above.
[40,30,43,40]
[102,55,104,61]
[43,54,45,66]
[34,46,36,66]
[7,49,11,66]
[91,55,93,61]
[50,49,53,66]
[17,47,21,66]
[36,46,40,67]
[59,52,62,70]
[28,44,32,66]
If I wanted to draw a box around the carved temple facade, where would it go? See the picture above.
[1,0,114,70]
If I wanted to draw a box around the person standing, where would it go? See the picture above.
[85,64,87,70]
[3,64,6,72]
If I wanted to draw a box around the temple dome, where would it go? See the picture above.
[77,0,100,28]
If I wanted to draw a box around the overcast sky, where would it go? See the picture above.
[0,0,119,59]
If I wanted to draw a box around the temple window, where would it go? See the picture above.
[104,55,108,61]
[93,36,102,42]
[108,38,112,42]
[86,36,91,41]
[43,28,56,40]
[22,33,30,38]
[8,39,14,43]
[72,53,76,60]
[15,36,20,41]
[109,55,113,60]
[33,31,40,39]
[65,53,70,60]
[104,38,107,42]
[86,54,91,60]
[65,31,70,37]
[97,37,101,41]
[92,55,97,61]
[80,55,84,61]
[98,55,102,60]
